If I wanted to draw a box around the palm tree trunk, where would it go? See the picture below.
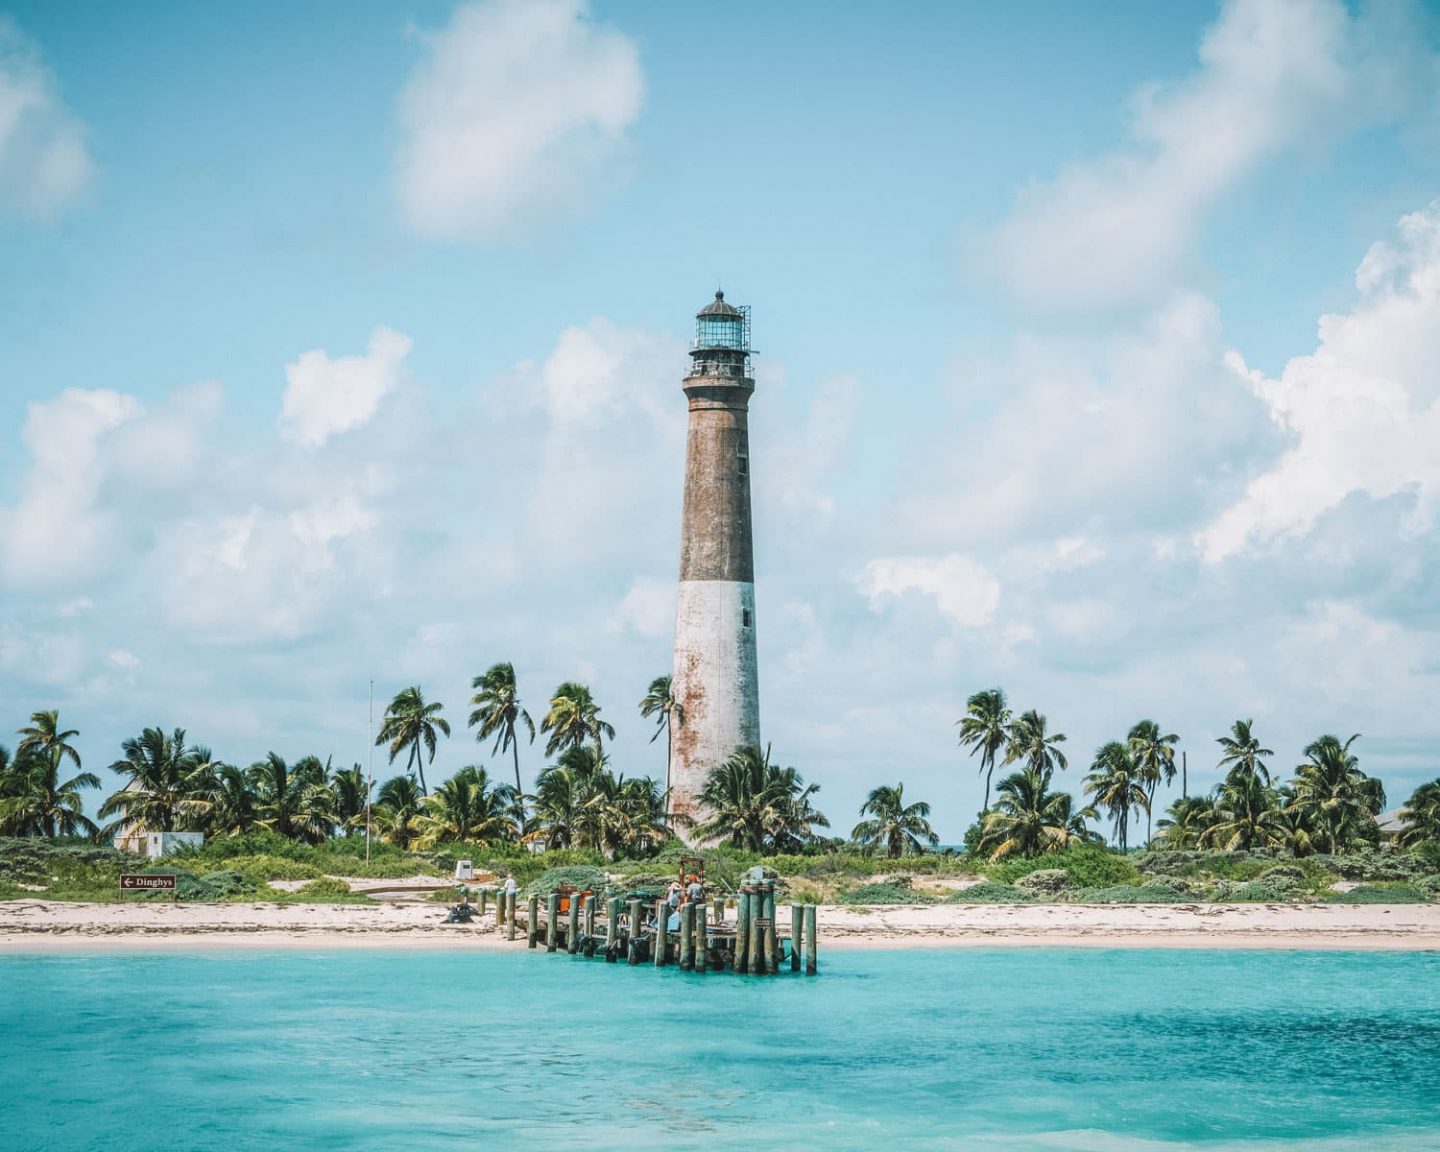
[411,742,428,796]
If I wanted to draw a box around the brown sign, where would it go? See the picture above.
[120,874,176,891]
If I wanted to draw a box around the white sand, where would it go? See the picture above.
[3,898,1439,952]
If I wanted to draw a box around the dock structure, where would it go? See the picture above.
[467,879,819,975]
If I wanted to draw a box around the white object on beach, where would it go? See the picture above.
[454,861,475,881]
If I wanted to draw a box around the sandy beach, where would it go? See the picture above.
[3,898,1439,952]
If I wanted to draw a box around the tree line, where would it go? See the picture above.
[2,675,1438,861]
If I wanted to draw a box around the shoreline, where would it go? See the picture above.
[3,899,1439,953]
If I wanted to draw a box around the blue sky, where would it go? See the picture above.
[3,0,1440,840]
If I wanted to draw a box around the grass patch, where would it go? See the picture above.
[989,844,1138,889]
[839,880,937,905]
[1325,883,1430,904]
[945,882,1032,904]
[1077,884,1188,904]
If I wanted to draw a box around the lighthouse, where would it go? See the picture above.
[669,291,761,831]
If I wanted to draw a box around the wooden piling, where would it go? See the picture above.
[567,895,580,954]
[734,889,751,974]
[804,903,817,975]
[712,896,724,925]
[627,898,642,965]
[762,884,778,975]
[583,893,596,939]
[654,899,669,967]
[696,902,708,973]
[790,902,803,971]
[528,895,539,949]
[506,891,517,941]
[477,888,488,918]
[546,893,559,953]
[679,902,695,971]
[605,896,620,954]
[746,886,764,974]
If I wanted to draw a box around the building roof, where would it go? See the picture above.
[1377,808,1412,835]
[697,290,742,318]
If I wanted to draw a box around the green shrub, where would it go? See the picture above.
[1312,851,1430,883]
[1417,875,1440,900]
[990,844,1138,889]
[840,880,936,905]
[523,866,609,898]
[226,855,324,884]
[1015,868,1071,897]
[1215,877,1300,902]
[945,882,1032,904]
[292,878,362,901]
[1326,883,1429,904]
[198,870,249,898]
[1077,884,1187,904]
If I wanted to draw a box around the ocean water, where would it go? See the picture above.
[3,947,1439,1151]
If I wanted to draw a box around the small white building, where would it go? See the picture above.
[114,831,205,859]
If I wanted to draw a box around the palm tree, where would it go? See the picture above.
[99,727,209,834]
[541,682,615,758]
[978,767,1094,861]
[1155,795,1218,849]
[202,762,260,837]
[330,764,370,837]
[374,775,425,849]
[530,746,595,851]
[468,663,535,821]
[1397,779,1440,848]
[1200,770,1287,851]
[957,688,1011,815]
[416,766,517,848]
[1005,710,1068,776]
[249,754,335,844]
[1216,719,1273,785]
[0,747,100,838]
[851,782,939,857]
[1286,734,1384,854]
[639,674,683,810]
[1128,719,1179,847]
[690,745,829,852]
[16,710,82,773]
[376,686,450,794]
[1083,741,1148,852]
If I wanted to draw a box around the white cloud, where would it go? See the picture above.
[856,553,1000,627]
[985,0,1434,312]
[0,18,94,221]
[107,649,139,671]
[395,0,643,240]
[1199,201,1440,561]
[0,388,140,585]
[279,327,412,448]
[611,576,674,639]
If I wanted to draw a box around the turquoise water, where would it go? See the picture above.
[4,948,1439,1150]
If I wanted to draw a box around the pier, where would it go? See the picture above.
[472,880,819,975]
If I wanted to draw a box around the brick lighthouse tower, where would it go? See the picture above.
[669,291,760,831]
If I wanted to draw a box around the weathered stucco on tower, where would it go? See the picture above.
[670,292,761,832]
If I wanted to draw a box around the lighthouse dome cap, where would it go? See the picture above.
[697,290,742,318]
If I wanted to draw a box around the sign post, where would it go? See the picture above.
[120,874,177,902]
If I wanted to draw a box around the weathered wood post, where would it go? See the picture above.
[477,887,489,918]
[627,898,643,965]
[528,894,540,949]
[712,896,724,925]
[734,888,751,974]
[497,889,509,930]
[804,903,818,975]
[746,885,764,974]
[790,901,803,972]
[654,899,669,967]
[696,901,709,973]
[506,891,517,941]
[567,894,580,954]
[605,896,620,959]
[762,883,779,975]
[679,902,695,971]
[546,893,559,953]
[583,893,596,939]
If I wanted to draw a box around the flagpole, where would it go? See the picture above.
[366,678,374,862]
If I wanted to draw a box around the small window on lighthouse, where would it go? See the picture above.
[742,608,752,627]
[737,454,748,476]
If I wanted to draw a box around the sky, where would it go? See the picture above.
[3,0,1440,842]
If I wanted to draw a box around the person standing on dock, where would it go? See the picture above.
[686,874,705,904]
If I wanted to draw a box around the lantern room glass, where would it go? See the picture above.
[696,312,746,350]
